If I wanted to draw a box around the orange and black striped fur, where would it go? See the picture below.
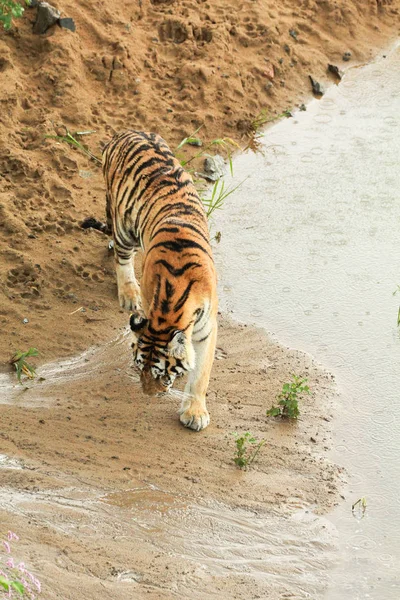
[83,131,217,431]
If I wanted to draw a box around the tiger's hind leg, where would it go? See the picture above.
[178,319,217,432]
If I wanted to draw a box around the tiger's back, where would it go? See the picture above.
[102,130,218,432]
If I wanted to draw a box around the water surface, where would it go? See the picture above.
[214,43,400,600]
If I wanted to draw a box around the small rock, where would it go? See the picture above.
[309,75,324,96]
[187,138,202,147]
[33,2,61,34]
[342,51,352,62]
[58,17,76,32]
[263,62,275,81]
[289,29,298,40]
[202,154,225,181]
[22,318,29,324]
[299,103,307,111]
[327,64,342,80]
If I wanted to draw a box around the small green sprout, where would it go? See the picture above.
[45,126,101,164]
[0,575,24,595]
[267,375,310,419]
[200,178,244,219]
[233,432,266,469]
[0,0,28,30]
[10,348,39,384]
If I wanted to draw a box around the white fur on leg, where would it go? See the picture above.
[178,396,210,432]
[115,261,142,312]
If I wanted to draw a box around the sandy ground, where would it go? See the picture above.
[1,317,342,598]
[0,0,399,597]
[0,0,399,360]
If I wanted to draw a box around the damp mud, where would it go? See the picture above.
[0,316,341,599]
[214,43,400,599]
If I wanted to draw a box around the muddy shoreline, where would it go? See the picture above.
[1,316,342,598]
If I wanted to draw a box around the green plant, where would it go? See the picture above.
[266,375,310,419]
[45,126,101,164]
[1,531,41,598]
[200,178,244,219]
[0,0,27,30]
[233,432,266,469]
[177,132,239,176]
[10,348,39,384]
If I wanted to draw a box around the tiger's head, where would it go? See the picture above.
[130,314,195,396]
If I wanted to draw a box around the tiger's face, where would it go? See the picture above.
[131,325,194,396]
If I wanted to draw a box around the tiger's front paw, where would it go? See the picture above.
[179,398,210,432]
[118,283,142,312]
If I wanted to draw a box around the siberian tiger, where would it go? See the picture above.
[83,130,218,432]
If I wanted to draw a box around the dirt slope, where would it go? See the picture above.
[0,0,399,361]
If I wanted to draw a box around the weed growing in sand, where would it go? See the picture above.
[249,107,293,135]
[176,128,239,176]
[266,375,310,419]
[0,0,27,30]
[201,179,244,219]
[10,348,38,384]
[233,432,266,470]
[45,126,101,165]
[176,129,244,226]
[0,531,41,598]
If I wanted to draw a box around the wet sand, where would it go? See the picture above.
[1,317,341,598]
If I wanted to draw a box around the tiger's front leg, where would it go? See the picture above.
[113,240,145,322]
[178,320,217,432]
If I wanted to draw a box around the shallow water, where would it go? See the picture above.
[214,44,400,599]
[0,478,336,598]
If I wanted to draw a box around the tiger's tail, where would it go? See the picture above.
[81,216,112,235]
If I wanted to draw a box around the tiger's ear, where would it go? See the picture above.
[168,331,186,359]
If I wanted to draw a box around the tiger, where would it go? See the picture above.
[82,130,218,432]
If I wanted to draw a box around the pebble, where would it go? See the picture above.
[343,51,352,62]
[22,318,29,324]
[32,1,60,34]
[202,155,225,181]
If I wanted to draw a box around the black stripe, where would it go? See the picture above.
[196,331,211,343]
[153,274,161,310]
[165,278,175,299]
[145,202,206,234]
[161,299,171,315]
[155,260,202,277]
[147,323,175,336]
[174,280,197,312]
[150,226,180,240]
[134,183,181,232]
[168,221,209,244]
[149,238,210,256]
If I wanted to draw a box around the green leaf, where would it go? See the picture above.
[0,576,10,592]
[11,581,25,595]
